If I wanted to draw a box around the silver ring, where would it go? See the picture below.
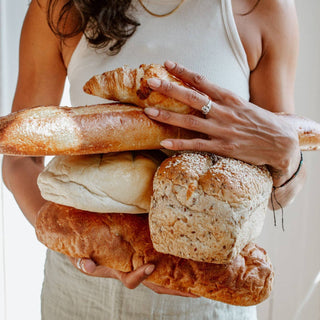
[201,100,212,115]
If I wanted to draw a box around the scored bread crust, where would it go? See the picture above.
[83,64,199,114]
[35,201,274,306]
[0,103,199,156]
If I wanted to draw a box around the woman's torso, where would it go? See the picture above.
[43,0,258,319]
[65,0,254,107]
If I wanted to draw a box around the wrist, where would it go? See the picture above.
[270,148,302,188]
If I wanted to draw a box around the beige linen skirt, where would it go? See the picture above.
[41,250,257,320]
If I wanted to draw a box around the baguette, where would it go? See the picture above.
[35,202,274,307]
[0,103,319,156]
[0,103,199,156]
[277,113,320,151]
[83,63,320,151]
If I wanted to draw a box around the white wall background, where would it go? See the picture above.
[0,1,70,319]
[0,1,319,319]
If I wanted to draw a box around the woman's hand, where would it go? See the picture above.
[69,257,155,289]
[69,257,197,297]
[144,61,301,187]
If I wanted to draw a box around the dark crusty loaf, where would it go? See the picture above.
[35,201,274,306]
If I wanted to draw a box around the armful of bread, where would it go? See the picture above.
[35,201,274,307]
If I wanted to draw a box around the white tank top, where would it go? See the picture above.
[68,0,250,107]
[62,1,256,319]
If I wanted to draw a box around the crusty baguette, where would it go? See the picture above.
[36,201,274,306]
[277,113,320,151]
[0,103,319,156]
[83,64,198,114]
[0,103,199,156]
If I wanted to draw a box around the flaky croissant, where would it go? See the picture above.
[83,64,198,114]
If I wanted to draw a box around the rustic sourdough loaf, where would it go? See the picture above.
[35,201,274,306]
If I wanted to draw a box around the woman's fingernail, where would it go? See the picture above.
[165,60,175,70]
[82,260,96,273]
[147,78,161,88]
[145,265,155,275]
[160,140,173,148]
[144,108,160,117]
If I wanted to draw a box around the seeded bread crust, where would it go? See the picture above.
[149,152,273,264]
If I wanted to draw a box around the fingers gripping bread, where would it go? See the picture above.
[83,63,320,151]
[83,64,199,114]
[35,202,274,306]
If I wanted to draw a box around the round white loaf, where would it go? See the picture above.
[38,151,164,213]
[149,152,273,264]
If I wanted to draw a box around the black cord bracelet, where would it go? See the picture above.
[272,151,304,190]
[271,151,303,231]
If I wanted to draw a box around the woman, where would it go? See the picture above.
[2,0,305,319]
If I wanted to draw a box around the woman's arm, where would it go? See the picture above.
[144,0,305,209]
[2,0,159,290]
[2,0,67,226]
[248,0,306,208]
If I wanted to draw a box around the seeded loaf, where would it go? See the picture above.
[149,152,273,264]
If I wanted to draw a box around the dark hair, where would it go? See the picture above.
[45,0,261,54]
[46,0,139,55]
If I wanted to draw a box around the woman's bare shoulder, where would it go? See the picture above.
[233,0,298,71]
[256,0,298,57]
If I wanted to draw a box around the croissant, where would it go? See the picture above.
[83,64,198,114]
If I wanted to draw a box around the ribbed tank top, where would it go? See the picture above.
[68,0,250,107]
